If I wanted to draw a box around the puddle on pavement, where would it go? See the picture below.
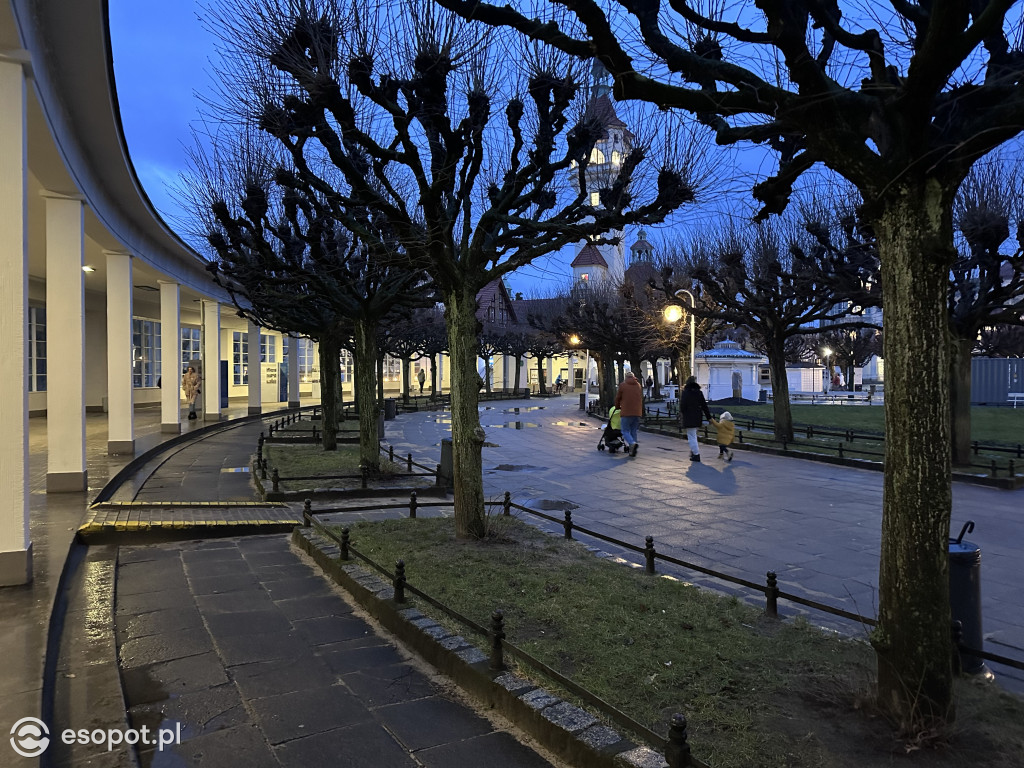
[487,422,541,429]
[503,406,545,413]
[430,418,452,424]
[552,421,594,427]
[492,464,546,472]
[531,499,580,511]
[221,467,250,473]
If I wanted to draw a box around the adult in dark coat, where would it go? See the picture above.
[678,376,712,461]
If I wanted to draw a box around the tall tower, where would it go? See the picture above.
[570,60,634,287]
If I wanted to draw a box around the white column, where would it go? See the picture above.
[201,300,221,420]
[45,194,87,491]
[247,319,262,414]
[0,55,31,584]
[105,251,134,454]
[288,336,300,407]
[159,281,181,432]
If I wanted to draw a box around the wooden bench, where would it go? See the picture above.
[1010,393,1024,408]
[769,391,873,404]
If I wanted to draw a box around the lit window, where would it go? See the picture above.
[181,328,200,374]
[260,334,277,363]
[28,306,46,392]
[611,150,621,165]
[233,331,249,385]
[580,273,589,282]
[590,148,605,164]
[297,338,315,382]
[590,192,600,206]
[131,318,161,389]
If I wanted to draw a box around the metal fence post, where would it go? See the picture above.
[665,713,692,768]
[272,468,280,493]
[563,510,573,539]
[393,560,406,603]
[503,491,511,516]
[645,536,656,574]
[407,452,413,472]
[490,610,506,671]
[765,571,779,618]
[303,498,312,527]
[409,491,418,519]
[340,528,350,560]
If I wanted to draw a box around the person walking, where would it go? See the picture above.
[710,411,736,461]
[614,370,644,457]
[182,366,201,420]
[678,375,712,462]
[417,367,426,394]
[645,374,654,397]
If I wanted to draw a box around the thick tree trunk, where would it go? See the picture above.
[376,355,385,405]
[402,357,410,404]
[513,356,522,396]
[444,285,487,538]
[873,183,955,729]
[430,356,438,400]
[353,319,380,472]
[767,337,794,441]
[318,334,340,451]
[600,354,615,408]
[536,357,546,394]
[950,336,973,466]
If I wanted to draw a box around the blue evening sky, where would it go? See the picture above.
[107,1,760,295]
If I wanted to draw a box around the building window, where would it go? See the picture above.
[590,191,600,207]
[298,338,315,383]
[260,334,276,363]
[181,327,201,375]
[488,306,495,321]
[580,273,589,282]
[233,331,249,385]
[132,318,161,389]
[589,148,605,164]
[28,306,46,392]
[611,150,621,165]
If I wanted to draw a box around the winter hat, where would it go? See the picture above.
[720,411,733,421]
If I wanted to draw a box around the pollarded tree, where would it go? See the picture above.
[187,137,433,467]
[949,163,1024,464]
[813,328,884,392]
[678,215,878,442]
[207,0,698,537]
[433,0,1024,725]
[976,324,1024,357]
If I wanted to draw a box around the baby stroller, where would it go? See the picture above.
[597,407,625,453]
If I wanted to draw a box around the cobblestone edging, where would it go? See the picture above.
[292,526,674,768]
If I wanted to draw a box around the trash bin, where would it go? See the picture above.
[949,521,988,675]
[579,393,587,410]
[758,389,768,403]
[384,398,397,420]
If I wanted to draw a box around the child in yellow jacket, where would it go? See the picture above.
[710,411,735,461]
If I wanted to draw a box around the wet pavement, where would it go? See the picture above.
[113,535,557,768]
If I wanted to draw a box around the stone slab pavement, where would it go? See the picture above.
[384,397,1024,694]
[114,534,561,768]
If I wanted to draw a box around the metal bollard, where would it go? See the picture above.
[261,457,268,480]
[393,560,406,603]
[765,571,779,618]
[409,491,418,518]
[303,498,312,527]
[340,528,350,560]
[644,536,656,574]
[665,713,692,768]
[272,468,280,493]
[407,452,413,472]
[563,510,573,539]
[503,491,511,516]
[490,610,506,671]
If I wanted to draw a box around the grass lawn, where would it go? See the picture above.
[336,516,1024,768]
[263,444,414,491]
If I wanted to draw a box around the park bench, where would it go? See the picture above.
[1010,392,1024,408]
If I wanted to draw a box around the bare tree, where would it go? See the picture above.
[435,0,1024,725]
[949,162,1024,463]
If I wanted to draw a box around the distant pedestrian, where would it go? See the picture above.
[614,370,644,457]
[645,374,654,397]
[710,411,735,461]
[182,366,201,420]
[417,367,426,394]
[678,376,712,462]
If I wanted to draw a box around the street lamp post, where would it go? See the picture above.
[671,289,697,381]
